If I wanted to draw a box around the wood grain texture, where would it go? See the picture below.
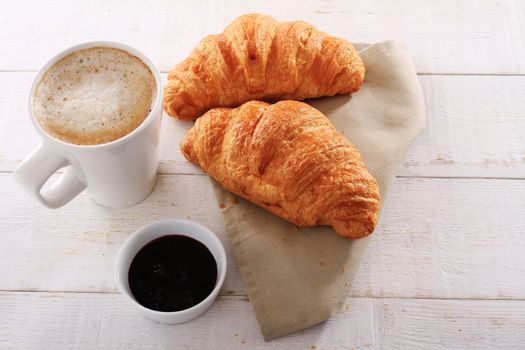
[1,73,524,178]
[2,1,525,347]
[1,0,524,74]
[1,173,524,300]
[405,75,525,178]
[1,292,525,349]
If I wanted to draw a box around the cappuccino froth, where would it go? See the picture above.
[33,47,156,145]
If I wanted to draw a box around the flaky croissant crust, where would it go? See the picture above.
[164,13,365,120]
[181,100,380,239]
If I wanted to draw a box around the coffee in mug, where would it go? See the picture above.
[14,42,162,209]
[33,47,157,145]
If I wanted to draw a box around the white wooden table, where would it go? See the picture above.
[1,1,524,349]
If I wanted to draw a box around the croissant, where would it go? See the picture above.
[181,100,380,239]
[164,13,365,120]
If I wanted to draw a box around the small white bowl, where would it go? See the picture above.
[115,219,227,324]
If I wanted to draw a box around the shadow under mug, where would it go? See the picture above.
[14,41,163,209]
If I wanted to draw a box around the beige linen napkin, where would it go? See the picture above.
[212,41,425,340]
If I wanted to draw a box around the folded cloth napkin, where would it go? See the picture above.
[212,40,426,340]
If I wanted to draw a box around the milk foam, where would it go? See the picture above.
[33,47,156,145]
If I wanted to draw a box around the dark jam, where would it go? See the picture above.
[128,235,217,312]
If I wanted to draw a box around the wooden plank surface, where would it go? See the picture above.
[2,292,524,349]
[1,0,524,74]
[2,173,524,300]
[1,0,525,348]
[1,73,524,178]
[405,75,525,178]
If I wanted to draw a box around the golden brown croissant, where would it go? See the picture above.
[181,100,380,239]
[164,13,365,120]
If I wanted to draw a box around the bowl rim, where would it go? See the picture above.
[115,218,227,317]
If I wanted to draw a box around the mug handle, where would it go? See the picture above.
[14,143,87,209]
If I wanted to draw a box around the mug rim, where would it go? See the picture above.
[28,41,163,150]
[115,219,228,319]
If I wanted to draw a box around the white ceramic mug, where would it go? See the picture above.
[14,41,162,209]
[115,219,227,324]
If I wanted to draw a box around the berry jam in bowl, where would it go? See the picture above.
[115,219,227,324]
